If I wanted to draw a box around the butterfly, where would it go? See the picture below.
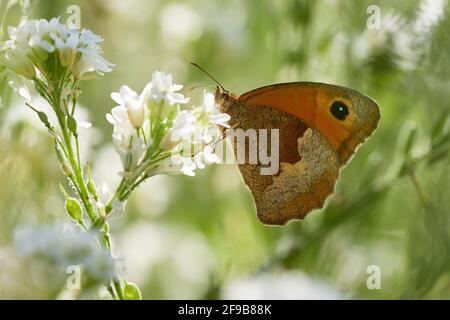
[193,64,380,226]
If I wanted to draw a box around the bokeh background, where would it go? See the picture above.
[1,0,450,299]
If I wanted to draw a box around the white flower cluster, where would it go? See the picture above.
[107,71,230,177]
[0,18,113,80]
[14,225,117,285]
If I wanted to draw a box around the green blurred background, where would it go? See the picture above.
[0,0,449,299]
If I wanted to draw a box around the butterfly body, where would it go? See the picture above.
[216,82,380,226]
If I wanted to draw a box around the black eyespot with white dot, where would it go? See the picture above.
[330,101,349,121]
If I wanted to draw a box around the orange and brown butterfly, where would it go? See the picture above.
[192,63,380,226]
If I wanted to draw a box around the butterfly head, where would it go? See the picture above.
[215,85,239,113]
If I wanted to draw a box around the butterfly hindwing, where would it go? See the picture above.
[218,94,338,225]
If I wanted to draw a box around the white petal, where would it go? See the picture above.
[111,92,123,104]
[78,121,92,129]
[172,84,183,91]
[106,113,116,124]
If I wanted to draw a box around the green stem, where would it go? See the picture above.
[113,280,124,300]
[104,151,173,214]
[34,66,124,300]
[74,133,82,172]
[47,74,96,224]
[0,0,12,41]
[59,109,124,300]
[57,112,97,222]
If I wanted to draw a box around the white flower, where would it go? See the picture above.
[199,91,231,128]
[169,110,198,142]
[201,126,222,144]
[149,156,182,176]
[108,85,152,171]
[178,156,197,176]
[111,85,147,129]
[1,48,36,79]
[168,154,197,176]
[144,71,189,105]
[7,73,36,101]
[13,224,117,285]
[106,104,135,137]
[111,130,146,171]
[74,46,114,76]
[194,145,221,169]
[54,31,79,67]
[150,154,196,176]
[1,18,113,79]
[96,182,124,218]
[6,20,38,49]
[107,103,146,170]
[29,18,60,53]
[152,146,218,177]
[107,72,231,178]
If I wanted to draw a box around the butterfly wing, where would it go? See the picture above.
[217,82,379,225]
[218,96,338,225]
[239,82,380,164]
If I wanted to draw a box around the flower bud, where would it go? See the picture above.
[58,48,76,67]
[67,115,78,134]
[59,183,83,223]
[85,163,98,201]
[37,111,51,128]
[28,46,49,64]
[87,179,98,201]
[159,130,180,151]
[127,105,145,129]
[123,282,142,300]
[5,49,36,79]
[65,197,83,223]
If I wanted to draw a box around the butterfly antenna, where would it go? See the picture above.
[190,62,226,92]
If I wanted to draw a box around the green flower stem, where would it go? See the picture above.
[104,163,149,215]
[40,72,97,223]
[57,109,125,300]
[0,0,12,41]
[11,24,125,299]
[101,152,174,223]
[113,280,124,300]
[52,94,125,300]
[55,110,97,222]
[47,79,124,300]
[74,133,82,177]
